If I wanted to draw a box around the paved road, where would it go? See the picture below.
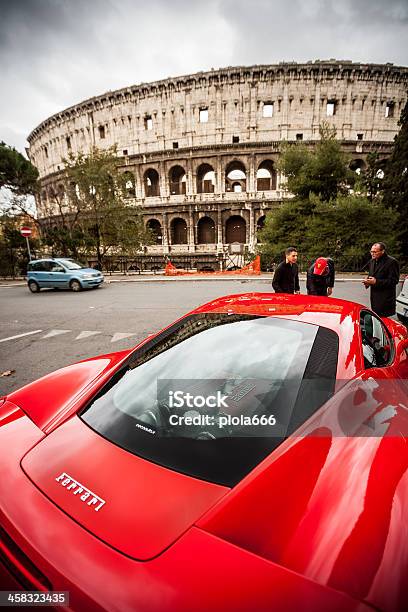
[0,278,391,396]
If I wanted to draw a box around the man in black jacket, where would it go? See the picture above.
[363,242,400,317]
[272,247,300,294]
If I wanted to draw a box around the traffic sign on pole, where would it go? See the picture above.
[20,227,32,260]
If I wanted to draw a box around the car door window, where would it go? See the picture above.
[31,261,47,271]
[360,311,393,368]
[49,262,65,272]
[41,261,53,272]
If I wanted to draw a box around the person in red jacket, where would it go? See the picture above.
[307,257,331,296]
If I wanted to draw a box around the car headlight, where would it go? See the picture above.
[81,274,94,280]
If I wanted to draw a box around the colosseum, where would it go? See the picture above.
[27,60,408,270]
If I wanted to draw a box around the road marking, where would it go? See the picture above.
[111,332,137,343]
[75,331,102,340]
[1,329,138,344]
[42,329,71,339]
[0,283,26,288]
[0,329,43,343]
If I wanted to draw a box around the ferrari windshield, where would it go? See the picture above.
[82,313,338,486]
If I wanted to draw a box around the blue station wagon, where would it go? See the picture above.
[27,258,104,293]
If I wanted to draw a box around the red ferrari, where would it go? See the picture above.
[1,293,408,611]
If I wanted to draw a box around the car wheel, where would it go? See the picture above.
[70,279,82,292]
[28,280,40,293]
[397,314,408,326]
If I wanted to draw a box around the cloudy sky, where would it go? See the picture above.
[1,0,408,154]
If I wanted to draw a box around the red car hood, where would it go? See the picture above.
[21,416,228,560]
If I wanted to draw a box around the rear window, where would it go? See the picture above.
[81,313,338,486]
[28,261,51,272]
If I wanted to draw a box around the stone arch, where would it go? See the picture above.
[48,185,56,201]
[123,171,136,196]
[257,160,277,190]
[146,218,162,244]
[197,216,216,244]
[349,159,366,175]
[375,159,387,179]
[196,163,215,193]
[225,215,246,243]
[144,168,160,197]
[257,215,266,232]
[225,161,247,192]
[170,217,188,244]
[169,165,187,195]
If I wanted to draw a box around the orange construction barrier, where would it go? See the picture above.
[165,255,261,276]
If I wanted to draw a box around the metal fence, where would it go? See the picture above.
[87,254,222,274]
[262,254,378,273]
[1,248,407,277]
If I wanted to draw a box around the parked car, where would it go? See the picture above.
[27,258,104,292]
[396,275,408,324]
[1,294,408,610]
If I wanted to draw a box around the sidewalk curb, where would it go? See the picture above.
[0,275,384,287]
[105,276,369,283]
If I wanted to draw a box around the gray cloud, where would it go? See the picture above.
[0,0,407,154]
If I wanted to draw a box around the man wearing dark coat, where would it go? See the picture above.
[363,242,400,317]
[272,247,300,294]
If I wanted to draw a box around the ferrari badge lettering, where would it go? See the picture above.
[55,472,106,512]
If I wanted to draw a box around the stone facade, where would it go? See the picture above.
[27,61,408,267]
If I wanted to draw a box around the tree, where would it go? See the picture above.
[356,151,385,203]
[260,123,355,261]
[278,123,355,202]
[259,195,399,269]
[61,147,150,267]
[258,198,313,258]
[0,214,39,276]
[382,99,408,256]
[259,121,402,268]
[305,196,399,263]
[0,142,39,195]
[37,182,86,258]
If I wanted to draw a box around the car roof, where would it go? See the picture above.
[193,293,362,332]
[30,258,59,262]
[29,258,73,263]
